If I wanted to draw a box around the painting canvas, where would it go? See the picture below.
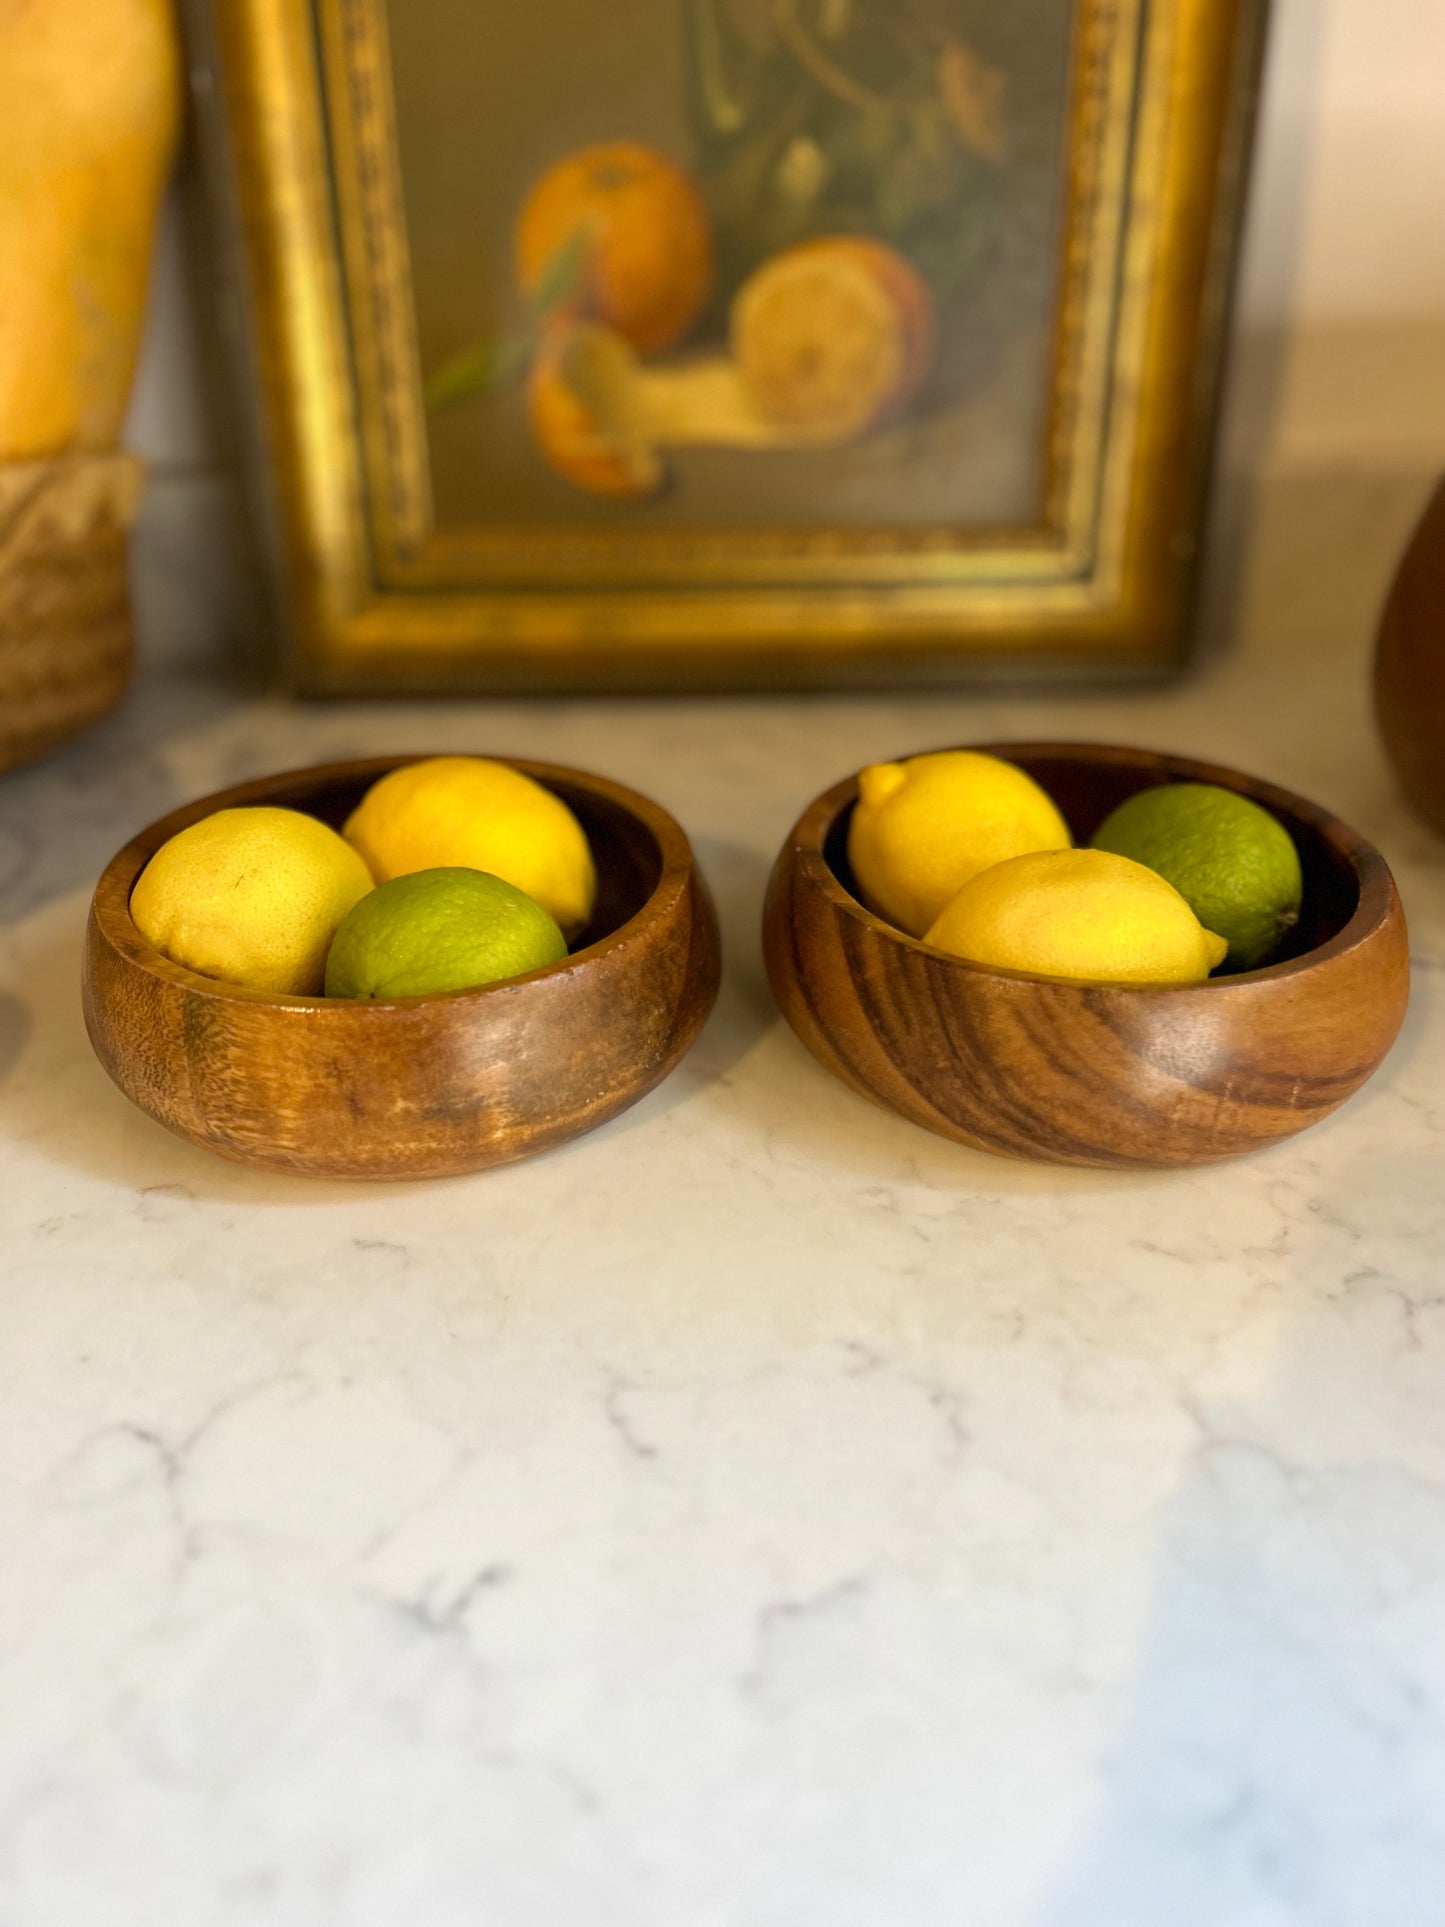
[401,0,1072,535]
[191,0,1266,687]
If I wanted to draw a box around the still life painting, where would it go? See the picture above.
[194,0,1265,687]
[411,0,1061,533]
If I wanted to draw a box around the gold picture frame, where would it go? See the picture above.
[188,0,1267,691]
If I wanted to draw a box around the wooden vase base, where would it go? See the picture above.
[0,453,141,776]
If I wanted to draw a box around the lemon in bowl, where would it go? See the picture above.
[847,749,1071,938]
[924,847,1228,985]
[130,806,373,996]
[343,757,596,937]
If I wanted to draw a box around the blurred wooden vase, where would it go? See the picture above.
[1376,479,1445,835]
[0,0,179,775]
[0,454,145,774]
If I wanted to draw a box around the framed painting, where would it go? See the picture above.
[187,0,1268,691]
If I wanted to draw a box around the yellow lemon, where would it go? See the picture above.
[131,807,373,995]
[343,757,597,936]
[848,750,1071,937]
[924,848,1229,985]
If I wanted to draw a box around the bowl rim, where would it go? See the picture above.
[92,753,697,1012]
[786,739,1400,993]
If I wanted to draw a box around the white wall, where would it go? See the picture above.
[1226,0,1445,469]
[125,0,1445,474]
[1238,0,1445,329]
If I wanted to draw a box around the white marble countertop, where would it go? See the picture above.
[2,470,1443,1926]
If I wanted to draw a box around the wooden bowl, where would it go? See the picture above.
[763,743,1410,1169]
[84,756,720,1179]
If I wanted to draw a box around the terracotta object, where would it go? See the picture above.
[0,0,180,461]
[0,0,179,775]
[0,454,141,775]
[1375,478,1445,835]
[764,743,1409,1169]
[84,756,721,1179]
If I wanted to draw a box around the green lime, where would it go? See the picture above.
[1090,782,1303,971]
[324,867,567,999]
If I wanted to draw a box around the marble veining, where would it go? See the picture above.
[1,472,1443,1925]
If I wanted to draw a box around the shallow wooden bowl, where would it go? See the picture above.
[763,743,1410,1169]
[84,756,720,1179]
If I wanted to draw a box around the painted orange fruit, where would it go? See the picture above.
[515,142,714,357]
[526,322,662,500]
[730,237,936,441]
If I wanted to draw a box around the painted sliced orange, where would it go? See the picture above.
[527,324,663,500]
[730,237,936,441]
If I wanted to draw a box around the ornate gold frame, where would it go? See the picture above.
[191,0,1267,690]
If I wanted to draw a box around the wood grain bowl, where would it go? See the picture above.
[84,756,720,1179]
[763,743,1410,1169]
